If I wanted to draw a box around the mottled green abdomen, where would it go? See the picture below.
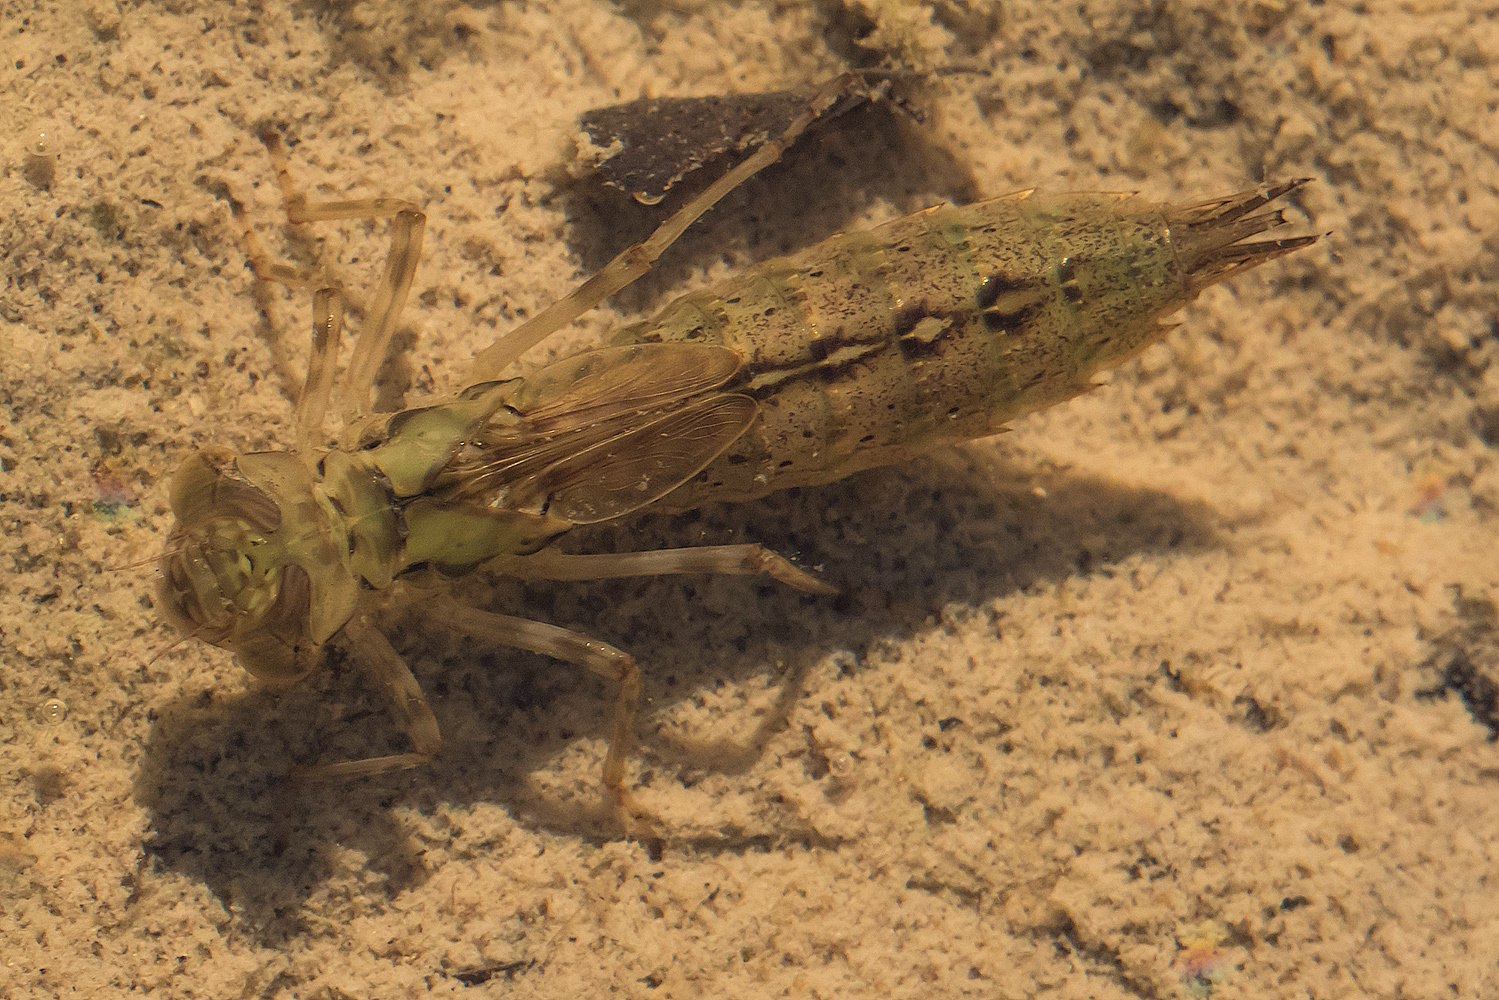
[614,192,1194,509]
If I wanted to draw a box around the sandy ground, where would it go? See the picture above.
[3,1,1498,997]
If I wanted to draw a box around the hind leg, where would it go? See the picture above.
[431,597,655,843]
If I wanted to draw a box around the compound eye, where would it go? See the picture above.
[168,450,281,533]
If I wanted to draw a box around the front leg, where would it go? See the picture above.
[291,611,442,780]
[295,603,655,843]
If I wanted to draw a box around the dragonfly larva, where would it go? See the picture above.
[158,84,1316,837]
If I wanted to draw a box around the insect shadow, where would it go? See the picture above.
[133,448,1223,942]
[558,94,979,315]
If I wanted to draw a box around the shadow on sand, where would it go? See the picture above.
[135,447,1224,943]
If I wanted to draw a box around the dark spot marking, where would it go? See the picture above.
[976,273,1033,311]
[976,276,1002,310]
[891,307,954,360]
[982,306,1033,333]
[1056,256,1089,306]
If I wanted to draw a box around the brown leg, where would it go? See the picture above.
[507,545,838,595]
[216,182,325,410]
[331,206,424,424]
[221,181,325,288]
[257,127,419,224]
[288,600,649,846]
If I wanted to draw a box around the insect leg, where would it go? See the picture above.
[429,599,654,840]
[252,128,428,428]
[292,611,441,780]
[509,546,838,595]
[333,205,424,425]
[218,181,340,446]
[464,73,867,384]
[220,181,326,288]
[295,288,343,454]
[258,128,419,225]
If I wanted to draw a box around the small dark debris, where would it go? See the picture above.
[1412,588,1499,740]
[29,765,68,807]
[1159,660,1183,691]
[1414,649,1499,740]
[89,201,127,241]
[1233,693,1285,733]
[451,960,531,986]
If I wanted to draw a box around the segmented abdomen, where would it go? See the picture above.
[612,191,1197,509]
